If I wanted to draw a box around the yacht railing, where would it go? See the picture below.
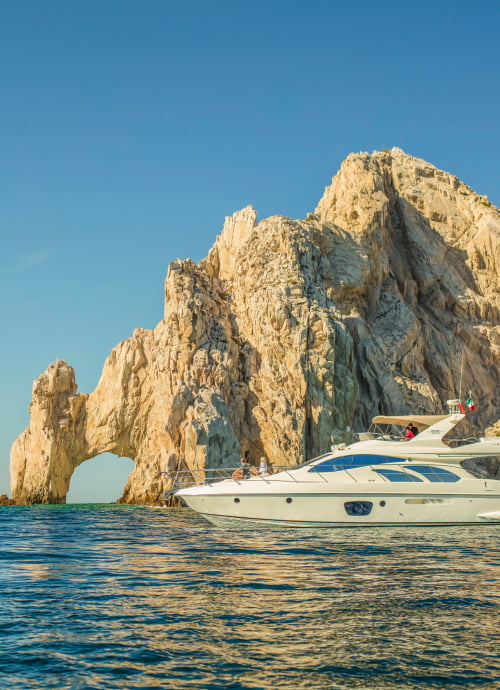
[159,466,298,493]
[353,431,481,446]
[446,438,481,447]
[354,432,395,441]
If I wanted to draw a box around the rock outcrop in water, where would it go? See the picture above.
[10,148,500,504]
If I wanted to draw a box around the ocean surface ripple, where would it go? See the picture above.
[0,506,498,689]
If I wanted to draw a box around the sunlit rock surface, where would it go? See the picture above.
[11,148,500,504]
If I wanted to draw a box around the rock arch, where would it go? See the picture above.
[10,216,356,504]
[10,354,171,505]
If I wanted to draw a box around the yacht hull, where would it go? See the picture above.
[180,490,500,527]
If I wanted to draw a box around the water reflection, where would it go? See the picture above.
[0,506,498,689]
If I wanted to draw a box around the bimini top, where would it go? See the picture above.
[371,414,450,431]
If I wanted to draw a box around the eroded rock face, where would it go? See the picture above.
[11,148,500,503]
[0,494,16,506]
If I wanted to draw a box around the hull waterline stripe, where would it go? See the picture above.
[197,512,500,527]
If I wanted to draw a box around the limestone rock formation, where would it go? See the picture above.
[0,494,15,506]
[11,148,500,504]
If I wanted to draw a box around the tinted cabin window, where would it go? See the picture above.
[461,456,500,479]
[406,466,460,483]
[375,469,423,482]
[308,455,403,473]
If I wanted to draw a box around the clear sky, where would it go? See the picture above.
[1,0,499,502]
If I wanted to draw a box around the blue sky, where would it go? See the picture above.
[1,0,499,502]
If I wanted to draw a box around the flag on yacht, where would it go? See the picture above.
[466,393,476,411]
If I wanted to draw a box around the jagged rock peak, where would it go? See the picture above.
[314,147,499,312]
[207,205,258,281]
[10,149,500,505]
[32,359,77,396]
[316,146,495,222]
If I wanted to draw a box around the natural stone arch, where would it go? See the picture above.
[10,343,245,505]
[10,358,168,505]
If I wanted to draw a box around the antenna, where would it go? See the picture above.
[458,347,464,401]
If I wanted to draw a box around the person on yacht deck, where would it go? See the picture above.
[405,426,415,440]
[258,457,268,475]
[240,457,251,479]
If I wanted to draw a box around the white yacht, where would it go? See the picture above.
[175,404,500,527]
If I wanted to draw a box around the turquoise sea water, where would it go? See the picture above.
[0,506,498,689]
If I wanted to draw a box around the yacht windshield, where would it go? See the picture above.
[308,454,404,473]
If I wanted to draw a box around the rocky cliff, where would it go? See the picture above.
[10,148,500,504]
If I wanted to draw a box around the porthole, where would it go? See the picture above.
[234,498,240,503]
[286,497,293,504]
[380,500,386,507]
